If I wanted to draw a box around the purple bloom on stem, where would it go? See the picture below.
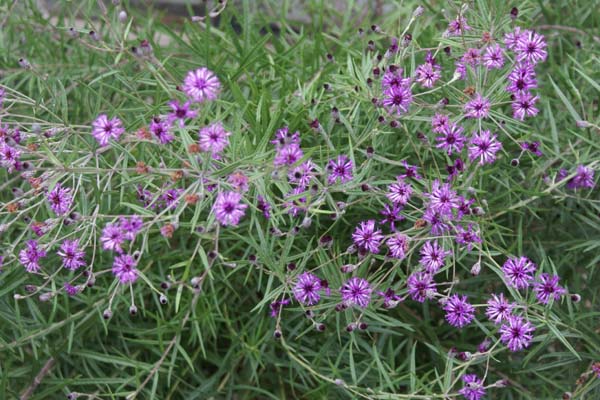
[424,179,460,216]
[400,161,422,180]
[516,30,548,64]
[567,165,595,189]
[284,186,307,217]
[386,177,413,205]
[464,94,491,119]
[91,114,125,147]
[378,288,401,308]
[512,91,539,120]
[269,298,290,317]
[47,183,73,216]
[533,273,566,304]
[387,233,409,259]
[422,208,452,235]
[447,16,471,36]
[0,142,20,172]
[459,374,486,400]
[415,62,441,88]
[57,239,86,271]
[379,203,404,231]
[120,215,143,241]
[485,293,515,324]
[64,282,80,296]
[431,113,449,134]
[274,144,303,167]
[293,272,322,305]
[352,220,384,254]
[455,224,481,250]
[19,240,47,273]
[340,277,372,308]
[502,256,537,289]
[419,240,450,274]
[182,67,220,103]
[468,130,502,165]
[444,294,475,328]
[382,84,412,116]
[167,100,197,128]
[199,122,231,154]
[435,123,466,155]
[504,27,528,51]
[482,44,505,69]
[257,195,271,219]
[520,141,543,156]
[149,117,174,144]
[161,188,183,209]
[461,48,480,67]
[407,272,437,302]
[213,191,247,226]
[507,63,537,94]
[327,155,353,184]
[101,223,125,253]
[288,160,316,187]
[500,315,535,351]
[381,67,410,90]
[271,126,300,148]
[112,254,139,284]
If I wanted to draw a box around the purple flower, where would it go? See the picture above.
[352,220,384,254]
[57,239,86,271]
[47,183,73,216]
[19,240,47,273]
[381,67,410,90]
[293,272,322,305]
[407,272,437,302]
[533,273,566,304]
[64,282,80,297]
[459,374,486,400]
[485,293,515,324]
[387,233,409,259]
[507,63,537,94]
[101,223,125,253]
[120,215,143,241]
[424,179,460,216]
[435,123,466,155]
[269,298,290,317]
[468,130,502,165]
[340,277,372,308]
[415,62,441,88]
[167,100,197,128]
[455,224,481,250]
[482,44,505,69]
[327,155,353,184]
[284,186,307,217]
[274,144,303,167]
[400,161,422,180]
[431,113,449,133]
[443,294,475,328]
[419,240,450,274]
[504,27,528,51]
[379,204,404,231]
[257,195,271,219]
[288,160,316,187]
[567,164,595,189]
[199,122,231,155]
[512,91,539,120]
[213,191,248,226]
[502,256,536,289]
[422,208,452,235]
[386,177,413,205]
[149,117,174,144]
[161,188,183,209]
[378,288,401,308]
[456,196,474,220]
[112,254,139,284]
[182,67,220,103]
[500,315,535,352]
[520,141,543,156]
[464,94,491,119]
[516,30,547,64]
[271,126,300,148]
[0,142,20,172]
[91,114,125,147]
[382,85,412,116]
[447,16,471,36]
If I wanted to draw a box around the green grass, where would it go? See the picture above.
[0,0,599,399]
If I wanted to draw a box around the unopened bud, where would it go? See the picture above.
[159,294,168,305]
[18,58,31,69]
[471,262,481,276]
[103,309,112,320]
[118,10,128,23]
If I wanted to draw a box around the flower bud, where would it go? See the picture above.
[118,10,127,23]
[159,294,168,305]
[103,309,113,320]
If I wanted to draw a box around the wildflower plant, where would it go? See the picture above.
[0,1,599,399]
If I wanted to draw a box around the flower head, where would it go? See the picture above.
[507,63,537,94]
[58,239,86,271]
[92,114,125,146]
[459,374,486,400]
[274,144,303,167]
[101,223,126,253]
[444,294,475,328]
[516,30,547,64]
[288,160,316,188]
[500,315,535,351]
[419,240,450,274]
[340,277,372,308]
[387,233,409,259]
[120,215,144,241]
[407,272,437,302]
[47,183,73,216]
[431,114,449,134]
[415,62,441,88]
[182,67,220,102]
[468,130,502,165]
[464,94,491,119]
[386,177,413,205]
[424,179,460,216]
[436,123,466,155]
[149,117,174,144]
[352,220,384,254]
[567,164,595,189]
[112,254,139,284]
[167,100,197,128]
[327,155,353,184]
[512,91,539,120]
[533,273,566,304]
[199,122,231,155]
[293,272,322,305]
[447,16,471,36]
[502,256,536,289]
[382,84,413,116]
[19,240,47,273]
[213,191,248,226]
[485,293,515,324]
[482,44,505,69]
